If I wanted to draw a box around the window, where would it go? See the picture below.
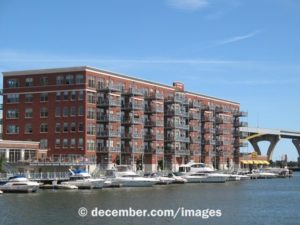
[55,139,61,147]
[63,122,68,132]
[63,138,68,148]
[7,79,19,88]
[63,91,68,100]
[78,90,84,100]
[87,140,95,151]
[87,124,95,135]
[56,75,64,85]
[78,106,84,116]
[40,139,48,148]
[25,94,33,103]
[71,122,76,132]
[63,106,69,117]
[40,93,48,102]
[87,108,95,119]
[40,107,48,117]
[55,107,61,117]
[78,122,84,132]
[6,125,19,134]
[70,106,76,116]
[76,74,84,84]
[66,74,74,84]
[70,138,76,147]
[78,138,83,148]
[7,94,19,103]
[24,124,32,134]
[6,109,19,119]
[88,76,95,88]
[40,123,48,133]
[87,92,96,104]
[55,123,61,132]
[25,78,33,87]
[71,91,76,100]
[25,108,33,118]
[56,92,61,101]
[40,77,48,86]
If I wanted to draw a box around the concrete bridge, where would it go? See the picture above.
[240,127,300,163]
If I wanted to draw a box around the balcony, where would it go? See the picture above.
[125,88,144,96]
[189,100,201,108]
[98,83,123,92]
[234,111,248,117]
[166,135,190,143]
[216,117,233,124]
[201,105,215,111]
[97,146,121,153]
[202,128,216,134]
[122,116,144,125]
[122,102,144,110]
[144,120,164,127]
[144,133,164,141]
[216,128,232,135]
[121,132,143,139]
[144,105,164,113]
[97,114,121,122]
[165,109,188,117]
[190,137,201,144]
[97,97,121,107]
[144,147,164,155]
[189,113,200,120]
[234,121,248,127]
[97,130,121,138]
[202,140,216,145]
[174,149,190,156]
[145,92,164,100]
[233,140,248,147]
[189,125,201,132]
[215,107,232,114]
[166,121,189,130]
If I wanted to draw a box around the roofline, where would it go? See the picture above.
[2,66,240,105]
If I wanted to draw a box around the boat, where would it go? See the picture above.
[182,171,228,183]
[105,165,157,187]
[178,161,215,174]
[61,169,104,189]
[167,173,187,184]
[0,176,40,193]
[0,190,3,194]
[249,170,277,179]
[55,184,78,190]
[145,173,175,185]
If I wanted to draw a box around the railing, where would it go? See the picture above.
[97,97,121,107]
[189,100,201,108]
[215,107,232,113]
[202,116,215,122]
[166,121,189,130]
[234,111,248,117]
[216,117,233,124]
[234,121,248,127]
[203,140,216,145]
[165,109,188,117]
[145,92,164,100]
[190,137,201,144]
[97,147,121,153]
[144,147,164,154]
[144,133,164,141]
[144,120,164,127]
[98,83,123,92]
[97,130,121,138]
[97,114,121,122]
[189,113,200,120]
[126,88,144,96]
[203,128,216,133]
[201,105,216,111]
[122,102,144,110]
[189,125,201,132]
[122,117,144,124]
[144,105,164,113]
[166,135,190,142]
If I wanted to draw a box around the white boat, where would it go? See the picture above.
[178,161,215,174]
[105,165,157,187]
[167,173,187,184]
[227,174,241,181]
[182,171,228,183]
[55,184,78,190]
[0,176,39,193]
[61,169,104,189]
[146,173,175,185]
[249,171,277,179]
[182,172,208,183]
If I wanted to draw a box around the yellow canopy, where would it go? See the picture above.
[241,160,253,164]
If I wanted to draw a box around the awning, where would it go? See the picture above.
[262,160,270,165]
[241,160,253,164]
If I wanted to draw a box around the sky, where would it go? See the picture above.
[0,0,300,161]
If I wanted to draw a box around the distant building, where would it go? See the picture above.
[2,66,247,172]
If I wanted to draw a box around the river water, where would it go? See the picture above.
[1,173,299,225]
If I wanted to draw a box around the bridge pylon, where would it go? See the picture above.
[249,135,280,160]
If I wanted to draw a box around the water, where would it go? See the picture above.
[1,173,300,225]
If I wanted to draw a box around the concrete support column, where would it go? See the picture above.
[21,149,25,161]
[5,149,9,162]
[292,139,300,167]
[249,135,280,160]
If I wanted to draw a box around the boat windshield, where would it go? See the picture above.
[179,167,190,173]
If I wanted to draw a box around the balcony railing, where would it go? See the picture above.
[190,137,201,144]
[122,117,144,125]
[202,140,216,145]
[216,117,233,124]
[165,109,188,117]
[203,128,216,134]
[98,83,123,92]
[215,107,232,113]
[97,146,121,153]
[97,114,121,122]
[122,102,144,110]
[234,111,248,117]
[126,88,144,96]
[97,98,121,107]
[144,105,164,113]
[122,147,144,153]
[166,135,190,143]
[174,149,190,156]
[166,121,189,130]
[145,92,164,100]
[144,133,164,141]
[189,100,201,108]
[144,120,164,127]
[97,130,121,138]
[202,116,215,122]
[189,113,200,120]
[189,125,201,132]
[201,105,215,111]
[234,121,248,127]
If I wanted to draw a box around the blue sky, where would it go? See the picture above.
[0,0,300,161]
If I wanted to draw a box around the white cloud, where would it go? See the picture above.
[166,0,209,11]
[218,30,261,45]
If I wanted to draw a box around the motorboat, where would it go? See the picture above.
[249,170,277,179]
[105,165,157,187]
[167,173,187,184]
[0,176,39,193]
[61,169,104,189]
[55,184,78,190]
[182,171,228,183]
[178,161,215,174]
[145,173,175,185]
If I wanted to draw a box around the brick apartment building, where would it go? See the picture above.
[2,66,247,172]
